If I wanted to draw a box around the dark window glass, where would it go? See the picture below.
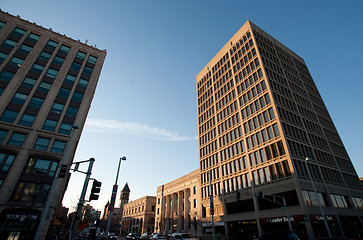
[13,182,50,203]
[51,140,66,154]
[72,92,84,102]
[27,33,40,42]
[7,132,27,146]
[57,88,70,98]
[12,27,26,37]
[78,78,88,88]
[70,62,81,71]
[18,44,33,54]
[34,137,50,151]
[0,152,16,172]
[59,45,71,54]
[19,114,36,127]
[46,40,58,49]
[37,82,51,92]
[51,102,64,114]
[39,51,51,61]
[65,106,78,118]
[52,56,64,65]
[43,119,57,132]
[64,74,76,84]
[29,97,44,109]
[0,70,15,82]
[2,39,17,49]
[0,130,8,142]
[59,122,72,135]
[21,77,37,88]
[76,51,86,60]
[0,110,18,123]
[45,68,58,78]
[82,67,93,75]
[0,52,8,63]
[11,92,28,104]
[87,55,97,64]
[0,21,5,29]
[31,64,45,74]
[9,57,24,68]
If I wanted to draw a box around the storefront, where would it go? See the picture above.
[0,208,41,240]
[202,221,225,235]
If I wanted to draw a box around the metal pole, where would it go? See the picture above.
[34,124,79,240]
[106,156,126,236]
[282,197,293,232]
[305,158,332,237]
[208,171,215,240]
[69,158,95,240]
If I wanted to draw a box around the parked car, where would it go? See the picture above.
[150,233,166,239]
[170,233,198,240]
[258,231,300,240]
[141,233,151,240]
[108,233,118,239]
[127,233,141,240]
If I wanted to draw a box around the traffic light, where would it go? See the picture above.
[236,191,241,201]
[258,191,263,200]
[89,180,101,201]
[58,165,68,178]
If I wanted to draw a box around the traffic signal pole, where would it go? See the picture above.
[69,158,95,240]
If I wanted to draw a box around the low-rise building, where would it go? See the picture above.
[122,196,156,235]
[155,170,202,235]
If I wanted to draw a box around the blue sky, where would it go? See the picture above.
[2,0,363,212]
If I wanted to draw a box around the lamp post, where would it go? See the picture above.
[34,124,79,240]
[105,156,126,236]
[305,157,332,237]
[207,171,215,240]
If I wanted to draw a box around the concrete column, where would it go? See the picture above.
[165,195,171,234]
[184,189,190,232]
[177,191,183,232]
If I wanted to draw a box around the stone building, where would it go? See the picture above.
[122,196,156,235]
[196,20,363,239]
[0,10,106,239]
[155,170,202,235]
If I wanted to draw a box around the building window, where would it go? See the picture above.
[9,57,24,68]
[51,140,66,154]
[33,137,50,151]
[59,45,71,54]
[65,106,78,118]
[193,199,197,208]
[25,156,58,176]
[52,56,64,66]
[78,78,89,88]
[59,123,72,135]
[302,190,326,207]
[46,40,58,49]
[18,44,33,54]
[0,70,15,82]
[7,132,27,147]
[0,52,8,63]
[45,68,58,78]
[0,130,8,143]
[87,55,97,64]
[72,92,84,102]
[43,119,58,132]
[27,33,40,42]
[0,152,16,172]
[39,51,51,61]
[31,64,45,74]
[70,62,81,71]
[37,82,52,92]
[51,102,64,114]
[76,51,86,60]
[64,74,76,84]
[2,39,17,49]
[82,67,93,75]
[12,27,26,37]
[29,97,44,109]
[57,88,70,98]
[0,110,18,123]
[19,114,36,127]
[21,77,37,88]
[193,186,197,195]
[11,92,28,105]
[330,194,349,208]
[13,182,50,203]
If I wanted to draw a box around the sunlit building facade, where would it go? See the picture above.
[196,20,363,239]
[0,10,106,239]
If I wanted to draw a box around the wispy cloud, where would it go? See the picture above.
[85,119,197,141]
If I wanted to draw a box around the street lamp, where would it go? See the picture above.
[34,124,79,240]
[105,156,127,236]
[305,157,332,237]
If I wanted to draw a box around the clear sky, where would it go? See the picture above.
[2,0,363,213]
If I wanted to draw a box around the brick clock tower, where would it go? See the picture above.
[119,183,130,209]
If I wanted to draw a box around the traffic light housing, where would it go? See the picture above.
[89,180,101,201]
[58,165,68,178]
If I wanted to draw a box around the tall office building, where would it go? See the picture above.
[197,21,363,239]
[0,11,106,239]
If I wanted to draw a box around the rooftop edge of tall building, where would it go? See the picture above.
[197,20,305,81]
[0,8,107,54]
